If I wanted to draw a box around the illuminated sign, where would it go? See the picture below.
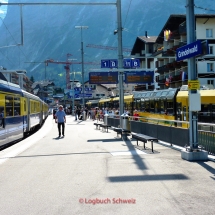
[125,71,154,84]
[89,72,118,84]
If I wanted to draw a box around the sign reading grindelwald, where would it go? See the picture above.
[176,40,202,61]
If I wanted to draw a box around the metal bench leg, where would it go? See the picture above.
[144,141,146,149]
[151,140,154,153]
[137,140,138,146]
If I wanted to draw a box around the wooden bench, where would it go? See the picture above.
[132,133,158,152]
[100,124,111,133]
[112,127,130,139]
[94,123,102,130]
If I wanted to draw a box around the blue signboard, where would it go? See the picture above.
[176,40,203,61]
[101,58,140,68]
[123,59,140,68]
[89,72,118,84]
[74,87,82,91]
[101,59,118,68]
[79,93,93,98]
[125,71,154,84]
[101,60,110,68]
[109,59,118,68]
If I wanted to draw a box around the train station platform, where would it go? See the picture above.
[0,115,215,215]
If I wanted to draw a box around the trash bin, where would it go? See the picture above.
[121,113,130,130]
[104,113,109,125]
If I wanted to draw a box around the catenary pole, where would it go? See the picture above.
[186,0,198,150]
[116,0,124,124]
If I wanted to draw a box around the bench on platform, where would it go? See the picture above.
[112,127,130,139]
[132,133,158,152]
[94,123,102,130]
[100,124,111,133]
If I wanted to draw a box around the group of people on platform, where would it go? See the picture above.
[53,105,140,138]
[73,106,140,121]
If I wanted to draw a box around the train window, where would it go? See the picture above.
[183,106,187,121]
[160,100,166,114]
[150,100,155,113]
[212,104,215,122]
[5,96,13,117]
[145,101,150,112]
[0,106,4,128]
[14,98,20,116]
[166,101,174,115]
[136,99,141,110]
[154,101,160,113]
[140,98,145,111]
[24,100,26,112]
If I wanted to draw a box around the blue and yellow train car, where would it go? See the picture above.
[0,80,48,148]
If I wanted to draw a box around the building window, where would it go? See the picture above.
[207,80,214,85]
[207,63,214,72]
[209,46,213,54]
[206,29,213,38]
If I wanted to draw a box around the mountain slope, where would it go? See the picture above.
[0,0,214,87]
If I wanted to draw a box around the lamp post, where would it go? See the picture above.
[68,58,77,115]
[75,26,88,108]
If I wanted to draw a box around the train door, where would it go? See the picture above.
[176,102,182,127]
[22,97,28,132]
[0,105,7,147]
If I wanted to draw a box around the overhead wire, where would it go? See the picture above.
[194,4,215,12]
[123,0,132,28]
[0,17,30,62]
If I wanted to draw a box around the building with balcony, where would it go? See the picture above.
[0,69,33,92]
[154,14,215,89]
[130,14,215,90]
[131,35,158,91]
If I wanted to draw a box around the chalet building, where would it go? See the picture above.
[32,81,55,103]
[131,14,215,90]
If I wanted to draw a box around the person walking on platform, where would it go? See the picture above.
[55,105,66,138]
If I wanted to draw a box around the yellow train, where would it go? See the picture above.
[0,80,49,147]
[85,86,215,126]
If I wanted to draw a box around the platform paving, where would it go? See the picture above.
[0,115,215,215]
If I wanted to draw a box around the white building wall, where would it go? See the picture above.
[197,61,215,73]
[196,18,215,40]
[199,78,215,88]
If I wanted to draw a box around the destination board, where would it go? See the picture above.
[125,71,154,84]
[89,72,118,84]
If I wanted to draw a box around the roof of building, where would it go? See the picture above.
[138,36,158,43]
[156,14,215,44]
[131,36,157,55]
[32,81,55,89]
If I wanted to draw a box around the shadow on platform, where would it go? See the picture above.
[108,174,189,183]
[0,151,109,159]
[87,138,122,142]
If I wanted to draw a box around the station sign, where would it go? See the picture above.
[123,59,140,68]
[188,80,200,90]
[124,71,154,84]
[101,59,118,68]
[176,40,209,61]
[101,58,140,69]
[89,72,118,84]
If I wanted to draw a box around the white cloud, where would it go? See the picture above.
[0,10,5,14]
